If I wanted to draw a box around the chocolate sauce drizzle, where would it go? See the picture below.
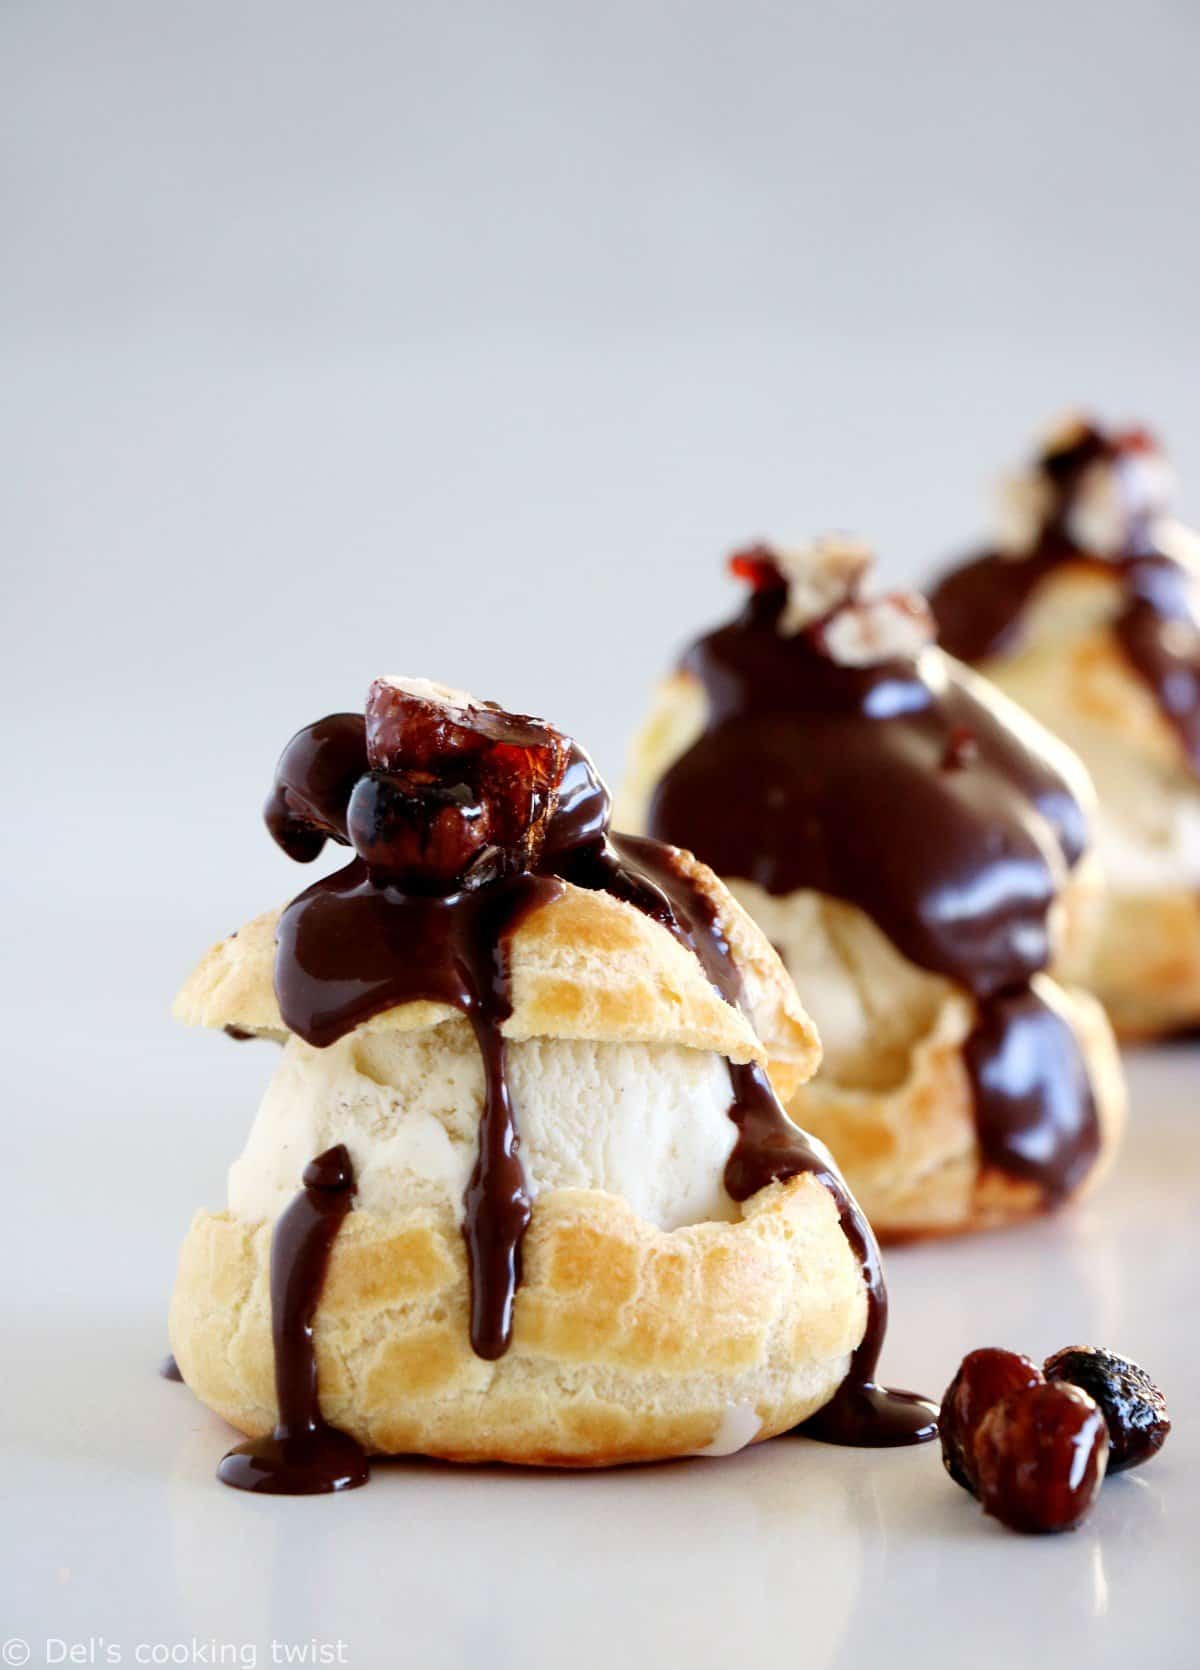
[929,424,1200,776]
[262,705,933,1447]
[218,1144,370,1495]
[277,856,559,1357]
[647,564,1101,1203]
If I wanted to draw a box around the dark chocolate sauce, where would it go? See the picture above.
[159,1353,183,1381]
[264,712,367,861]
[264,702,934,1444]
[218,1145,370,1495]
[731,1052,936,1446]
[963,984,1100,1194]
[647,566,1100,1203]
[929,424,1200,777]
[1112,557,1200,775]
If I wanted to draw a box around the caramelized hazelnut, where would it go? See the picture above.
[346,772,498,892]
[974,1382,1108,1534]
[1044,1346,1170,1474]
[939,1348,1043,1495]
[364,680,569,863]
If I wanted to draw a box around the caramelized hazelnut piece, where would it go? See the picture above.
[1044,1346,1170,1474]
[974,1382,1108,1535]
[346,772,499,893]
[940,1348,1044,1495]
[267,679,575,892]
[364,678,569,866]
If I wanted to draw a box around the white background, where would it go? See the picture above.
[2,3,1198,1666]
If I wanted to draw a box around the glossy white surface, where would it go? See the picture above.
[2,1035,1196,1669]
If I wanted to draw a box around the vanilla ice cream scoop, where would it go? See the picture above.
[229,1028,744,1230]
[929,416,1200,1038]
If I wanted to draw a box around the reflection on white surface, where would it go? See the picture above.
[159,1417,869,1669]
[1092,1540,1110,1618]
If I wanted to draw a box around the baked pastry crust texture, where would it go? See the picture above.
[787,978,1125,1241]
[170,856,872,1465]
[621,670,1128,1240]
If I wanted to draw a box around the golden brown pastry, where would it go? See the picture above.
[622,540,1126,1240]
[169,676,937,1489]
[929,417,1200,1038]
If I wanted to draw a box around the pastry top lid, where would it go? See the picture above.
[174,676,819,1096]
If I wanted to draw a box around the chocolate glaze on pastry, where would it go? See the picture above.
[259,679,935,1461]
[646,550,1100,1203]
[929,422,1200,776]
